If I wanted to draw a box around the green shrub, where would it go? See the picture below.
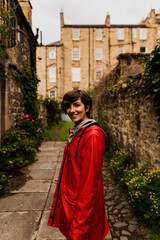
[16,115,43,147]
[45,98,60,126]
[0,128,37,171]
[109,149,130,180]
[121,164,160,226]
[0,173,12,193]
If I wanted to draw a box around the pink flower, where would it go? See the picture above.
[27,119,29,121]
[26,115,29,118]
[32,120,34,122]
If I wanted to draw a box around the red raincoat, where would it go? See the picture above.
[48,124,110,240]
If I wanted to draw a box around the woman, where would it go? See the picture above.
[48,89,110,240]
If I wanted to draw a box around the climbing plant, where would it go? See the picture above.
[142,39,160,121]
[23,61,39,121]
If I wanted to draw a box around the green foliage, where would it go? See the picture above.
[0,128,37,172]
[107,79,133,97]
[45,98,60,126]
[23,63,39,121]
[86,88,94,99]
[0,6,15,39]
[109,149,131,180]
[16,114,43,148]
[121,164,160,226]
[143,39,160,121]
[0,173,12,193]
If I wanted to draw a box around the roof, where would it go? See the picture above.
[63,24,146,28]
[46,41,63,47]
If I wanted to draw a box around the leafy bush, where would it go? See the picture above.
[45,98,60,126]
[0,128,37,171]
[121,164,160,226]
[16,114,43,147]
[0,173,12,193]
[109,149,130,180]
[143,39,160,121]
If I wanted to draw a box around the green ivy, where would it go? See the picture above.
[45,98,60,126]
[23,62,39,121]
[142,39,160,121]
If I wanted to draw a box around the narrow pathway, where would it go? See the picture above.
[0,141,150,240]
[103,162,150,240]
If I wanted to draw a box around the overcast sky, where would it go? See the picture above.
[30,0,160,45]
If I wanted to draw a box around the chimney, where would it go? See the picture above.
[105,12,110,26]
[60,9,64,28]
[40,31,43,46]
[18,0,32,27]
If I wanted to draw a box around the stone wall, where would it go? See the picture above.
[93,53,160,169]
[38,100,47,128]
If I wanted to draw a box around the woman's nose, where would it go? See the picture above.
[70,105,75,112]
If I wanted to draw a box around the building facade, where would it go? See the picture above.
[0,0,37,138]
[37,9,160,101]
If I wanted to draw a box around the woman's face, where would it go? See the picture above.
[66,98,89,125]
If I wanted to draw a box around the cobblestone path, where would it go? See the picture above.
[103,162,150,240]
[0,141,150,240]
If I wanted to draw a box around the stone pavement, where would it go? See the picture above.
[0,141,149,240]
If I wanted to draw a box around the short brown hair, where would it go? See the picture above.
[61,89,92,117]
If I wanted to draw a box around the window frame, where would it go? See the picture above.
[132,28,137,39]
[49,66,56,82]
[49,47,56,59]
[95,47,102,60]
[118,28,124,40]
[72,47,80,60]
[73,28,80,41]
[72,67,81,82]
[95,67,102,81]
[95,28,102,40]
[50,89,56,99]
[140,47,146,53]
[140,28,147,40]
[118,46,124,54]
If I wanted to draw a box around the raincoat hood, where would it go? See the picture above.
[68,119,97,143]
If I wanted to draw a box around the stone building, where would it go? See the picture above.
[0,0,37,138]
[37,9,160,101]
[37,41,64,101]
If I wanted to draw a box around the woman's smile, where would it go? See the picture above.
[66,98,89,124]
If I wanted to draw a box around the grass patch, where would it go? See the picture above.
[43,121,74,141]
[57,121,74,141]
[43,123,60,141]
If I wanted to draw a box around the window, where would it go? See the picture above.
[140,28,147,40]
[95,47,102,60]
[73,28,79,40]
[118,28,124,40]
[72,47,80,60]
[158,29,160,39]
[140,47,146,53]
[50,90,56,99]
[118,46,124,54]
[132,28,137,39]
[49,47,56,59]
[96,67,102,81]
[96,29,102,40]
[72,68,81,82]
[49,66,56,82]
[17,24,21,42]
